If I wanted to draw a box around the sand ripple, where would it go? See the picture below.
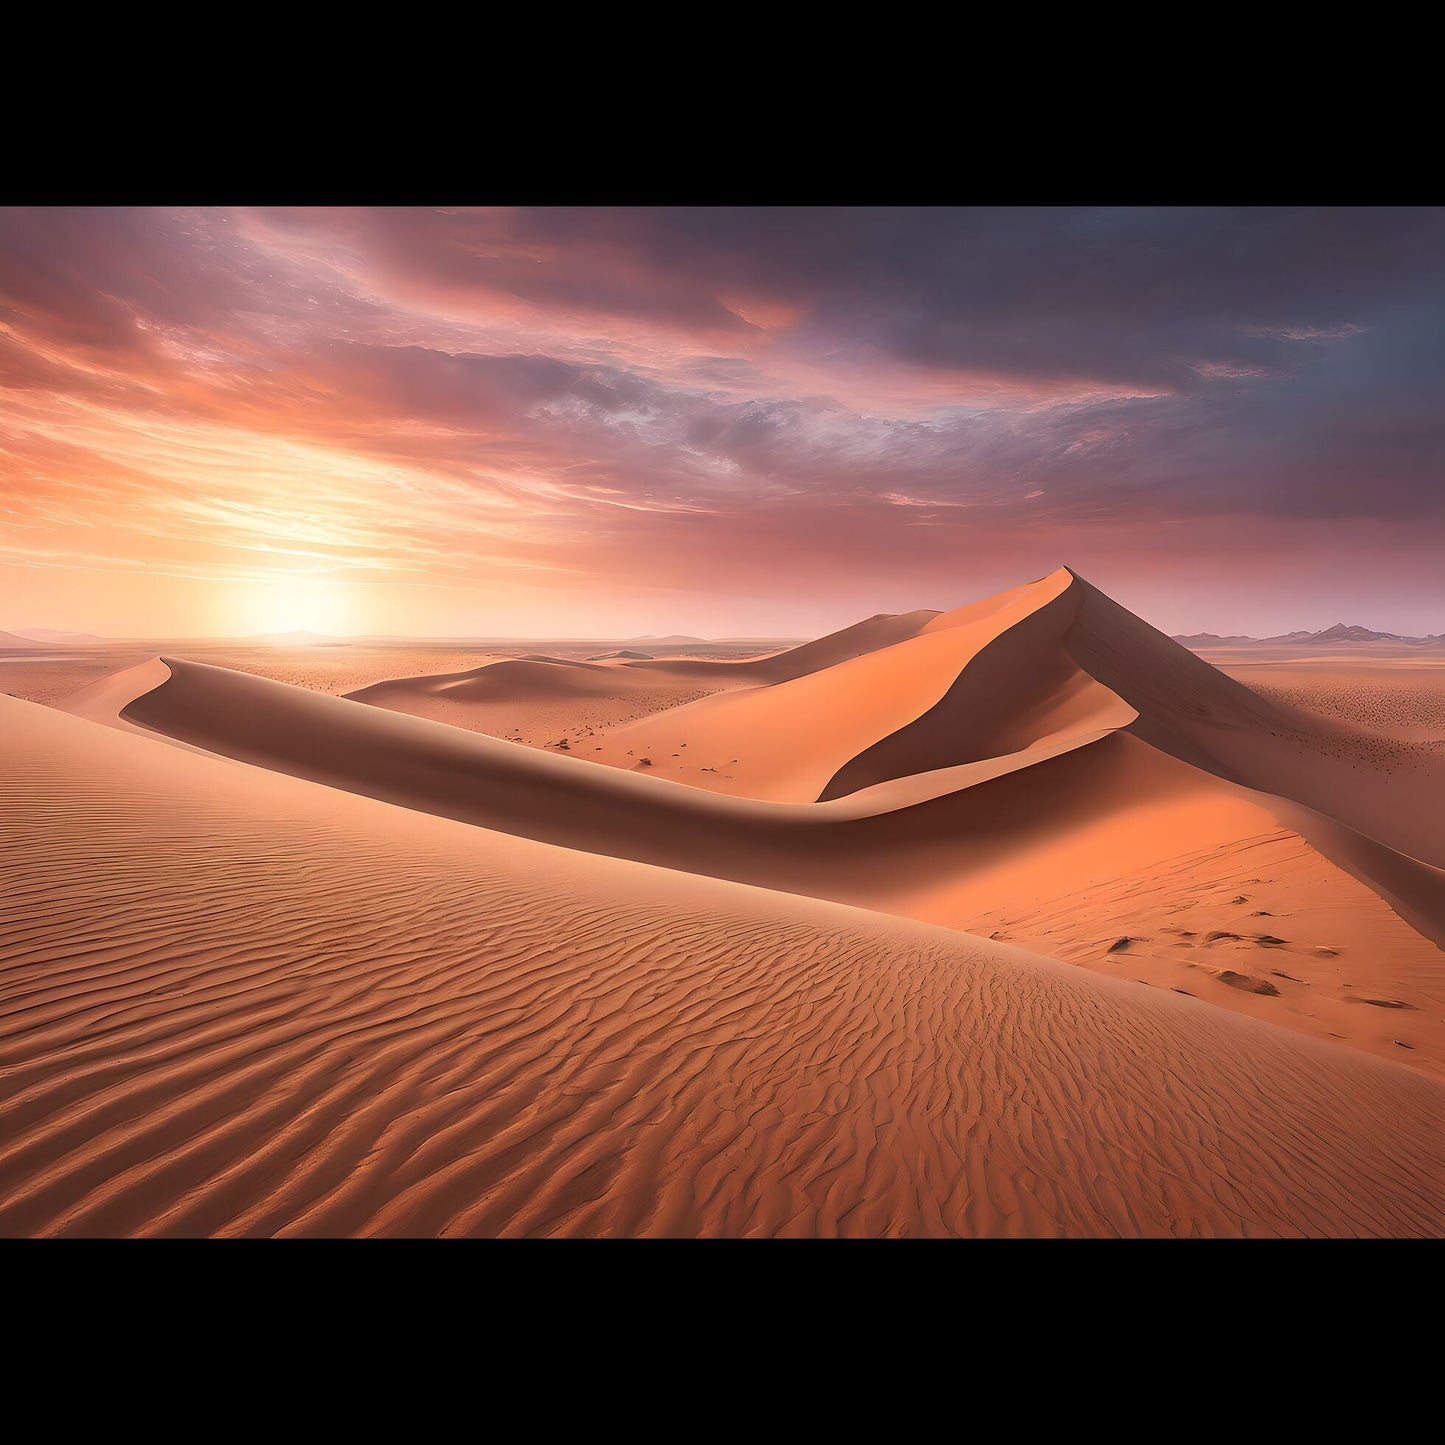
[2,699,1441,1237]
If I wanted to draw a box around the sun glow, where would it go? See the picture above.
[243,578,356,638]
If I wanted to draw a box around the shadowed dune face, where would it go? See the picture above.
[1061,572,1445,870]
[819,574,1133,801]
[553,572,1131,804]
[3,695,1443,1239]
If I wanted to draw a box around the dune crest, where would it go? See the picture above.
[1061,569,1445,869]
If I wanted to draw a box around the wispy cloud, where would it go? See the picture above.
[1,206,1442,636]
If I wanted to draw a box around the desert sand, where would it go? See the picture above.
[2,566,1442,1236]
[1203,654,1445,744]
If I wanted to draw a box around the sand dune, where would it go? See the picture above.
[14,566,1443,1236]
[587,568,1445,871]
[67,640,1445,1074]
[341,572,1129,803]
[329,568,1443,953]
[346,654,751,747]
[578,571,1134,803]
[346,567,1443,874]
[4,694,1442,1237]
[1062,571,1445,869]
[339,604,956,756]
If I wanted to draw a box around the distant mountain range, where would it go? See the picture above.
[1174,624,1444,646]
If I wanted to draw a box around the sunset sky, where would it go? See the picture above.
[2,206,1441,639]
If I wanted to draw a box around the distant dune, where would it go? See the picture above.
[0,630,43,649]
[365,655,619,702]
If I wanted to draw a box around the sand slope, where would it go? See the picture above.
[582,571,1135,802]
[1063,570,1445,869]
[661,605,944,685]
[3,694,1442,1238]
[66,646,1445,1075]
[339,605,953,758]
[344,568,1444,880]
[346,654,750,749]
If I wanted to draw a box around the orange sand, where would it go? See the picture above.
[3,566,1442,1237]
[2,696,1441,1237]
[75,569,1439,1074]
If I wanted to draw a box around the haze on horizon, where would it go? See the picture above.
[2,206,1442,640]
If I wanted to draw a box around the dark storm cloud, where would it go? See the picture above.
[505,205,1445,384]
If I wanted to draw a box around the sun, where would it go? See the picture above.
[245,578,355,638]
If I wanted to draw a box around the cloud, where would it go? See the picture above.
[1,206,1441,634]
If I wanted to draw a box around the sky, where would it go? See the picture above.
[1,205,1441,639]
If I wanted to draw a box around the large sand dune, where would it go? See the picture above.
[63,640,1445,1074]
[571,572,1135,803]
[347,568,1444,871]
[3,695,1442,1237]
[1062,571,1445,869]
[8,565,1442,1236]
